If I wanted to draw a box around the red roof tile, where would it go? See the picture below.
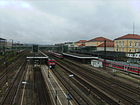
[87,37,112,42]
[76,40,87,43]
[79,43,85,46]
[115,34,140,40]
[97,41,114,47]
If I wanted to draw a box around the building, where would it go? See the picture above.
[85,37,112,47]
[64,42,77,51]
[114,34,140,52]
[75,40,87,47]
[6,41,12,49]
[0,38,6,53]
[97,41,114,51]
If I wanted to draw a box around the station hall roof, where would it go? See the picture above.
[115,34,140,40]
[87,37,112,42]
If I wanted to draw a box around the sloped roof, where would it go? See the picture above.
[76,40,87,43]
[115,34,140,40]
[87,37,112,42]
[79,43,85,46]
[97,41,114,47]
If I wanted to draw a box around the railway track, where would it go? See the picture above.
[56,61,119,105]
[34,67,52,105]
[53,65,94,105]
[0,52,29,95]
[45,51,140,105]
[0,61,27,105]
[56,58,140,105]
[65,58,140,93]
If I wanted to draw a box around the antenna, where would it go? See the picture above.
[133,22,135,35]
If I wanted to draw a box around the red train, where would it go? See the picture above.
[47,59,56,69]
[100,59,140,75]
[50,52,63,59]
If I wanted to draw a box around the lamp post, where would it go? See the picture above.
[9,39,13,52]
[104,40,106,70]
[67,74,74,105]
[61,44,64,53]
[3,39,8,84]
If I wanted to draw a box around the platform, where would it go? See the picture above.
[41,65,75,105]
[63,53,97,63]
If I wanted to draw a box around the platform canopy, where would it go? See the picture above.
[26,56,48,59]
[63,53,96,59]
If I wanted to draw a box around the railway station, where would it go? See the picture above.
[1,1,140,105]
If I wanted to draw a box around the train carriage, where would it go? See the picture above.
[47,58,56,69]
[96,58,140,75]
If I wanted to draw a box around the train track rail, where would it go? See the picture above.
[0,52,29,95]
[53,66,94,105]
[56,61,119,105]
[34,67,52,105]
[44,50,140,105]
[57,58,140,105]
[0,61,27,105]
[65,58,140,94]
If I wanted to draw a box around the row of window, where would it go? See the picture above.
[116,48,139,52]
[116,41,140,47]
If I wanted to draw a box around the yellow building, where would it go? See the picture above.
[114,34,140,52]
[85,37,112,46]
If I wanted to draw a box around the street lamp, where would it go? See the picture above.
[9,39,13,52]
[67,74,74,105]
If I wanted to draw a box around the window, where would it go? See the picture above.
[129,49,131,52]
[122,41,124,46]
[130,41,132,47]
[118,41,121,46]
[135,42,137,46]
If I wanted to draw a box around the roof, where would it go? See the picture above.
[76,40,87,43]
[97,41,114,47]
[115,34,140,40]
[78,43,85,46]
[0,38,6,40]
[87,37,112,42]
[63,53,96,59]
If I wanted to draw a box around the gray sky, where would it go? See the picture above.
[0,0,140,44]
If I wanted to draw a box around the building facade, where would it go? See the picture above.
[114,34,140,52]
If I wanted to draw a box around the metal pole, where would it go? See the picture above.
[104,40,106,70]
[48,67,50,78]
[55,90,57,105]
[62,44,63,53]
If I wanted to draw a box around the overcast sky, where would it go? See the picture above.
[0,0,140,44]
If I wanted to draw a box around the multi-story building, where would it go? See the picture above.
[114,34,140,52]
[85,37,112,47]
